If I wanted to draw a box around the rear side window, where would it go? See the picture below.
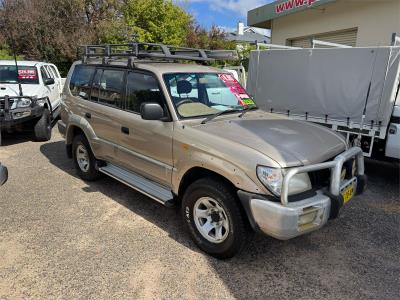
[126,72,164,113]
[90,69,125,108]
[69,65,95,99]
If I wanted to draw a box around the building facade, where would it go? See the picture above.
[248,0,400,47]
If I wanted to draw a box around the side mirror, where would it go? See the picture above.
[0,164,8,186]
[44,78,55,85]
[140,102,165,120]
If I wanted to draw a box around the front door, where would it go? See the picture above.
[116,70,173,187]
[40,66,59,110]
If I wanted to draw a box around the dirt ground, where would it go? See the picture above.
[0,128,399,299]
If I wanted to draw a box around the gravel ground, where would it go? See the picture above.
[0,128,399,299]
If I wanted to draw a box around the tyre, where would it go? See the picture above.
[181,177,250,259]
[34,108,52,141]
[72,134,101,181]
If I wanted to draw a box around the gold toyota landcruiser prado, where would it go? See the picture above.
[58,43,366,258]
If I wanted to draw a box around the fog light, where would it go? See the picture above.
[298,210,317,226]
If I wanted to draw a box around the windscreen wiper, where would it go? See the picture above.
[238,105,258,118]
[201,109,242,124]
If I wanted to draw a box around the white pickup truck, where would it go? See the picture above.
[0,60,63,142]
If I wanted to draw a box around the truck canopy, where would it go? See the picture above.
[247,46,400,138]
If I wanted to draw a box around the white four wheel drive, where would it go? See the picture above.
[0,60,63,142]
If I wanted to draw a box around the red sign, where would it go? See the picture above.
[275,0,317,14]
[218,74,255,107]
[18,69,38,80]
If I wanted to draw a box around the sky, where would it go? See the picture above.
[177,0,274,34]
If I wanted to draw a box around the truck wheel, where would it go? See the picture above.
[34,108,52,141]
[181,177,250,259]
[72,134,100,181]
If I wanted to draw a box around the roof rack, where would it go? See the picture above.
[79,43,239,65]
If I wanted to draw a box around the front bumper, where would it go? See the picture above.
[238,147,366,240]
[0,96,45,128]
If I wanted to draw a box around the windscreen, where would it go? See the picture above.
[0,65,39,84]
[163,73,256,118]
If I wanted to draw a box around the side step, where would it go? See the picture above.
[99,164,175,207]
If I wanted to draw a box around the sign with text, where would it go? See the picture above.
[248,0,336,27]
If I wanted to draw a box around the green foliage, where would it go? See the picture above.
[121,0,192,46]
[0,46,23,60]
[186,24,236,50]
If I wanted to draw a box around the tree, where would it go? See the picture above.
[121,0,192,46]
[186,24,235,50]
[0,0,234,75]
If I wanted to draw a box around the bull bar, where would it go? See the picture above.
[280,147,365,206]
[0,95,52,122]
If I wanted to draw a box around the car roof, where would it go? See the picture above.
[0,60,52,67]
[76,60,227,75]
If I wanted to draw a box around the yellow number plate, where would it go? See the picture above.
[341,185,354,204]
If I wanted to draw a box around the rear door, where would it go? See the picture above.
[116,70,173,187]
[85,67,127,164]
[68,65,126,164]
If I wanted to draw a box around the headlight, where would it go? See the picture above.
[257,166,312,196]
[17,98,32,108]
[257,167,282,196]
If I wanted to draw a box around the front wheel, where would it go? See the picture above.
[181,177,250,259]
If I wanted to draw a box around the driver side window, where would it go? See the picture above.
[125,71,165,113]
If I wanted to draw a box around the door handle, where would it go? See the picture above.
[85,112,91,119]
[121,126,129,135]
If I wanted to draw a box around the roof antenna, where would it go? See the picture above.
[10,35,23,96]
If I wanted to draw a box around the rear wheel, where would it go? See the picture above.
[34,108,52,141]
[72,134,100,181]
[182,177,250,259]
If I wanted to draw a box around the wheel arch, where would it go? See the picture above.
[65,125,85,158]
[178,167,238,199]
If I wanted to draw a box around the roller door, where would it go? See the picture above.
[289,28,358,48]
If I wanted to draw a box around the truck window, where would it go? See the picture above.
[69,65,95,99]
[0,65,39,84]
[126,71,164,113]
[40,66,50,81]
[90,69,103,103]
[92,69,125,108]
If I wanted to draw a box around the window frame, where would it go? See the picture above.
[88,67,127,110]
[69,64,96,99]
[69,64,172,120]
[40,66,51,83]
[163,72,248,121]
[48,65,60,78]
[124,69,171,120]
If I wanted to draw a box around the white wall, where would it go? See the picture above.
[271,0,400,46]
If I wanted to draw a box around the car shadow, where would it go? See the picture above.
[39,140,400,299]
[0,120,58,146]
[39,140,201,250]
